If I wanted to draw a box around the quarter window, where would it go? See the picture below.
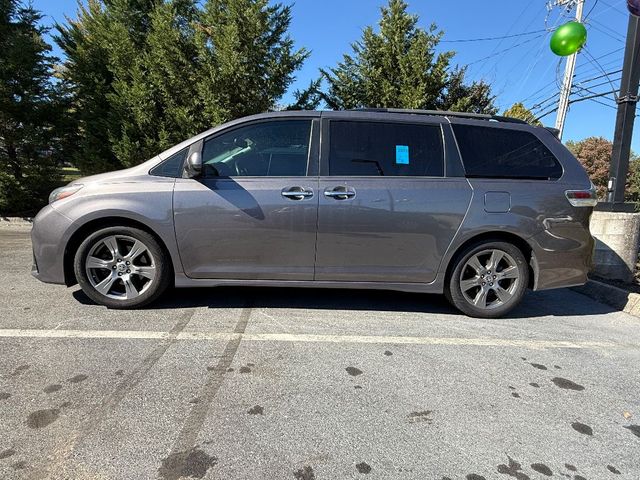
[149,148,188,178]
[201,120,312,177]
[328,121,444,177]
[452,124,562,180]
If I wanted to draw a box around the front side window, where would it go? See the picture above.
[452,124,563,180]
[201,120,312,177]
[328,121,444,177]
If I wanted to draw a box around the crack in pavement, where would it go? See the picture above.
[158,303,253,480]
[37,310,196,479]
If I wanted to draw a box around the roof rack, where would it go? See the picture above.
[347,108,528,125]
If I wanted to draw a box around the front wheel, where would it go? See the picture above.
[74,226,171,309]
[445,241,529,318]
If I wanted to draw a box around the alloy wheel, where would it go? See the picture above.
[459,249,520,310]
[85,235,156,300]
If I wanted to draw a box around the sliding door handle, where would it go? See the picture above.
[281,187,314,200]
[324,186,356,200]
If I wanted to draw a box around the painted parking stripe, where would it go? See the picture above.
[0,328,618,349]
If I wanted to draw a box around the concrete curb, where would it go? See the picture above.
[571,280,640,317]
[0,217,33,227]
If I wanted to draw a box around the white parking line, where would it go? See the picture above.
[0,328,618,349]
[0,329,167,340]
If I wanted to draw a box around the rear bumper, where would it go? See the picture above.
[31,205,73,285]
[529,227,595,291]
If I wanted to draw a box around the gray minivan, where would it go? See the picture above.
[31,109,597,317]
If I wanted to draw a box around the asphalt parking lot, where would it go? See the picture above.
[0,228,639,480]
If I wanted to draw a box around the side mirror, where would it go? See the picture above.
[186,151,202,177]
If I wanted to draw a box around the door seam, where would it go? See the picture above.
[312,175,320,281]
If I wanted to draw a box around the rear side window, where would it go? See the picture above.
[452,124,562,180]
[150,148,188,178]
[328,121,444,177]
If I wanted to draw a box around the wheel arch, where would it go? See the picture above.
[444,231,536,290]
[63,216,175,287]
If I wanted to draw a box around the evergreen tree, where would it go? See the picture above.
[503,102,541,125]
[57,0,309,172]
[55,0,159,173]
[320,0,496,113]
[286,78,323,111]
[108,0,199,165]
[437,67,496,114]
[194,0,309,121]
[0,0,64,214]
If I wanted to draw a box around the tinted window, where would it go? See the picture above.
[328,121,444,177]
[150,148,188,177]
[452,124,562,180]
[201,120,311,177]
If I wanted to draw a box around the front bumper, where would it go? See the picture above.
[31,205,74,285]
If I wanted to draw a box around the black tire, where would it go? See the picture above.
[445,240,529,318]
[74,226,171,309]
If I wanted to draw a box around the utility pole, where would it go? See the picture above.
[555,0,585,139]
[606,14,640,205]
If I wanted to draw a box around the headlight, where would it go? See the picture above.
[49,184,83,204]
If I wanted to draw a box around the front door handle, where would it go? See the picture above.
[281,187,314,200]
[324,186,356,200]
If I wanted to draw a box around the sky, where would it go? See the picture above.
[32,0,638,151]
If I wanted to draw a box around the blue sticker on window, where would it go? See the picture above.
[396,145,409,164]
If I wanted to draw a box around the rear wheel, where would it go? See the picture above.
[74,226,171,309]
[445,241,529,318]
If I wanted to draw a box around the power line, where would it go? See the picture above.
[466,34,547,66]
[476,1,545,78]
[529,75,619,112]
[441,30,546,43]
[588,20,626,43]
[531,70,621,106]
[525,72,606,107]
[582,47,620,100]
[481,2,538,58]
[522,58,622,106]
[573,85,618,110]
[575,75,622,91]
[530,69,622,114]
[574,84,618,104]
[590,17,626,40]
[516,3,572,98]
[532,93,561,112]
[563,54,624,88]
[521,49,624,106]
[585,96,618,109]
[571,47,625,81]
[593,0,628,17]
[534,88,619,120]
[583,0,599,20]
[576,68,623,84]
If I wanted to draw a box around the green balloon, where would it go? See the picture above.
[550,21,588,56]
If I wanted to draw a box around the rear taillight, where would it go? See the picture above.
[565,184,598,207]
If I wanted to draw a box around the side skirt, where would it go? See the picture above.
[173,273,444,294]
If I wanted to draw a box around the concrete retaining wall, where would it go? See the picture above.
[0,217,33,227]
[590,211,640,283]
